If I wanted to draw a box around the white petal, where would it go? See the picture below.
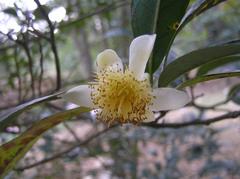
[143,73,150,82]
[151,88,190,111]
[143,111,155,122]
[96,49,123,72]
[63,85,94,108]
[129,34,156,80]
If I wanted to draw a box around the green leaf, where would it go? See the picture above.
[177,0,226,33]
[131,0,190,76]
[164,0,227,65]
[0,92,62,132]
[196,55,240,76]
[3,8,18,17]
[177,72,240,89]
[158,42,240,87]
[33,5,50,20]
[228,84,240,105]
[0,107,90,178]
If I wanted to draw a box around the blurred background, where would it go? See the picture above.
[0,0,240,178]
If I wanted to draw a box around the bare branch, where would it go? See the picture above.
[38,41,44,96]
[63,122,81,143]
[143,110,240,128]
[21,34,36,97]
[0,0,130,52]
[15,125,117,171]
[13,47,22,102]
[14,110,240,171]
[34,0,61,91]
[0,31,36,98]
[59,0,130,30]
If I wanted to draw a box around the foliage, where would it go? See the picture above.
[158,41,240,87]
[0,107,90,178]
[0,0,239,178]
[132,0,190,76]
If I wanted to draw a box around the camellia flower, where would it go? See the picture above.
[63,34,190,125]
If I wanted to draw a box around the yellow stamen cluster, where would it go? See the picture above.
[90,67,153,125]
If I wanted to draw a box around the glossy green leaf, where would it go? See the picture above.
[131,0,190,75]
[196,55,240,76]
[158,42,240,87]
[177,0,226,33]
[3,8,18,17]
[33,5,50,20]
[164,0,227,64]
[228,84,240,105]
[0,92,62,132]
[0,107,90,178]
[177,72,240,89]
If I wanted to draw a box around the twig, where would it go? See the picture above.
[21,33,36,97]
[188,85,229,111]
[28,28,50,41]
[63,122,81,143]
[154,111,167,123]
[0,0,130,52]
[34,0,61,91]
[38,41,44,95]
[13,47,22,102]
[0,31,36,98]
[191,99,230,110]
[59,0,130,30]
[15,125,117,171]
[143,110,240,128]
[14,110,240,170]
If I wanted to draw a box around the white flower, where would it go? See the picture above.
[63,34,190,125]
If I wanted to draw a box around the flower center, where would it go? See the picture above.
[90,67,153,125]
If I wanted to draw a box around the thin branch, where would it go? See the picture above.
[38,41,44,96]
[28,28,50,42]
[21,34,36,98]
[14,110,240,170]
[0,31,36,98]
[13,47,22,102]
[143,110,240,128]
[188,84,229,111]
[59,0,130,30]
[15,125,117,171]
[34,0,61,91]
[192,99,230,110]
[0,0,130,52]
[154,111,167,123]
[63,122,81,143]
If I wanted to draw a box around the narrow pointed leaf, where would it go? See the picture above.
[177,72,240,89]
[177,0,226,33]
[0,107,90,178]
[3,8,18,17]
[131,0,190,75]
[196,55,240,76]
[228,84,240,105]
[164,0,227,64]
[158,42,240,87]
[0,92,62,132]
